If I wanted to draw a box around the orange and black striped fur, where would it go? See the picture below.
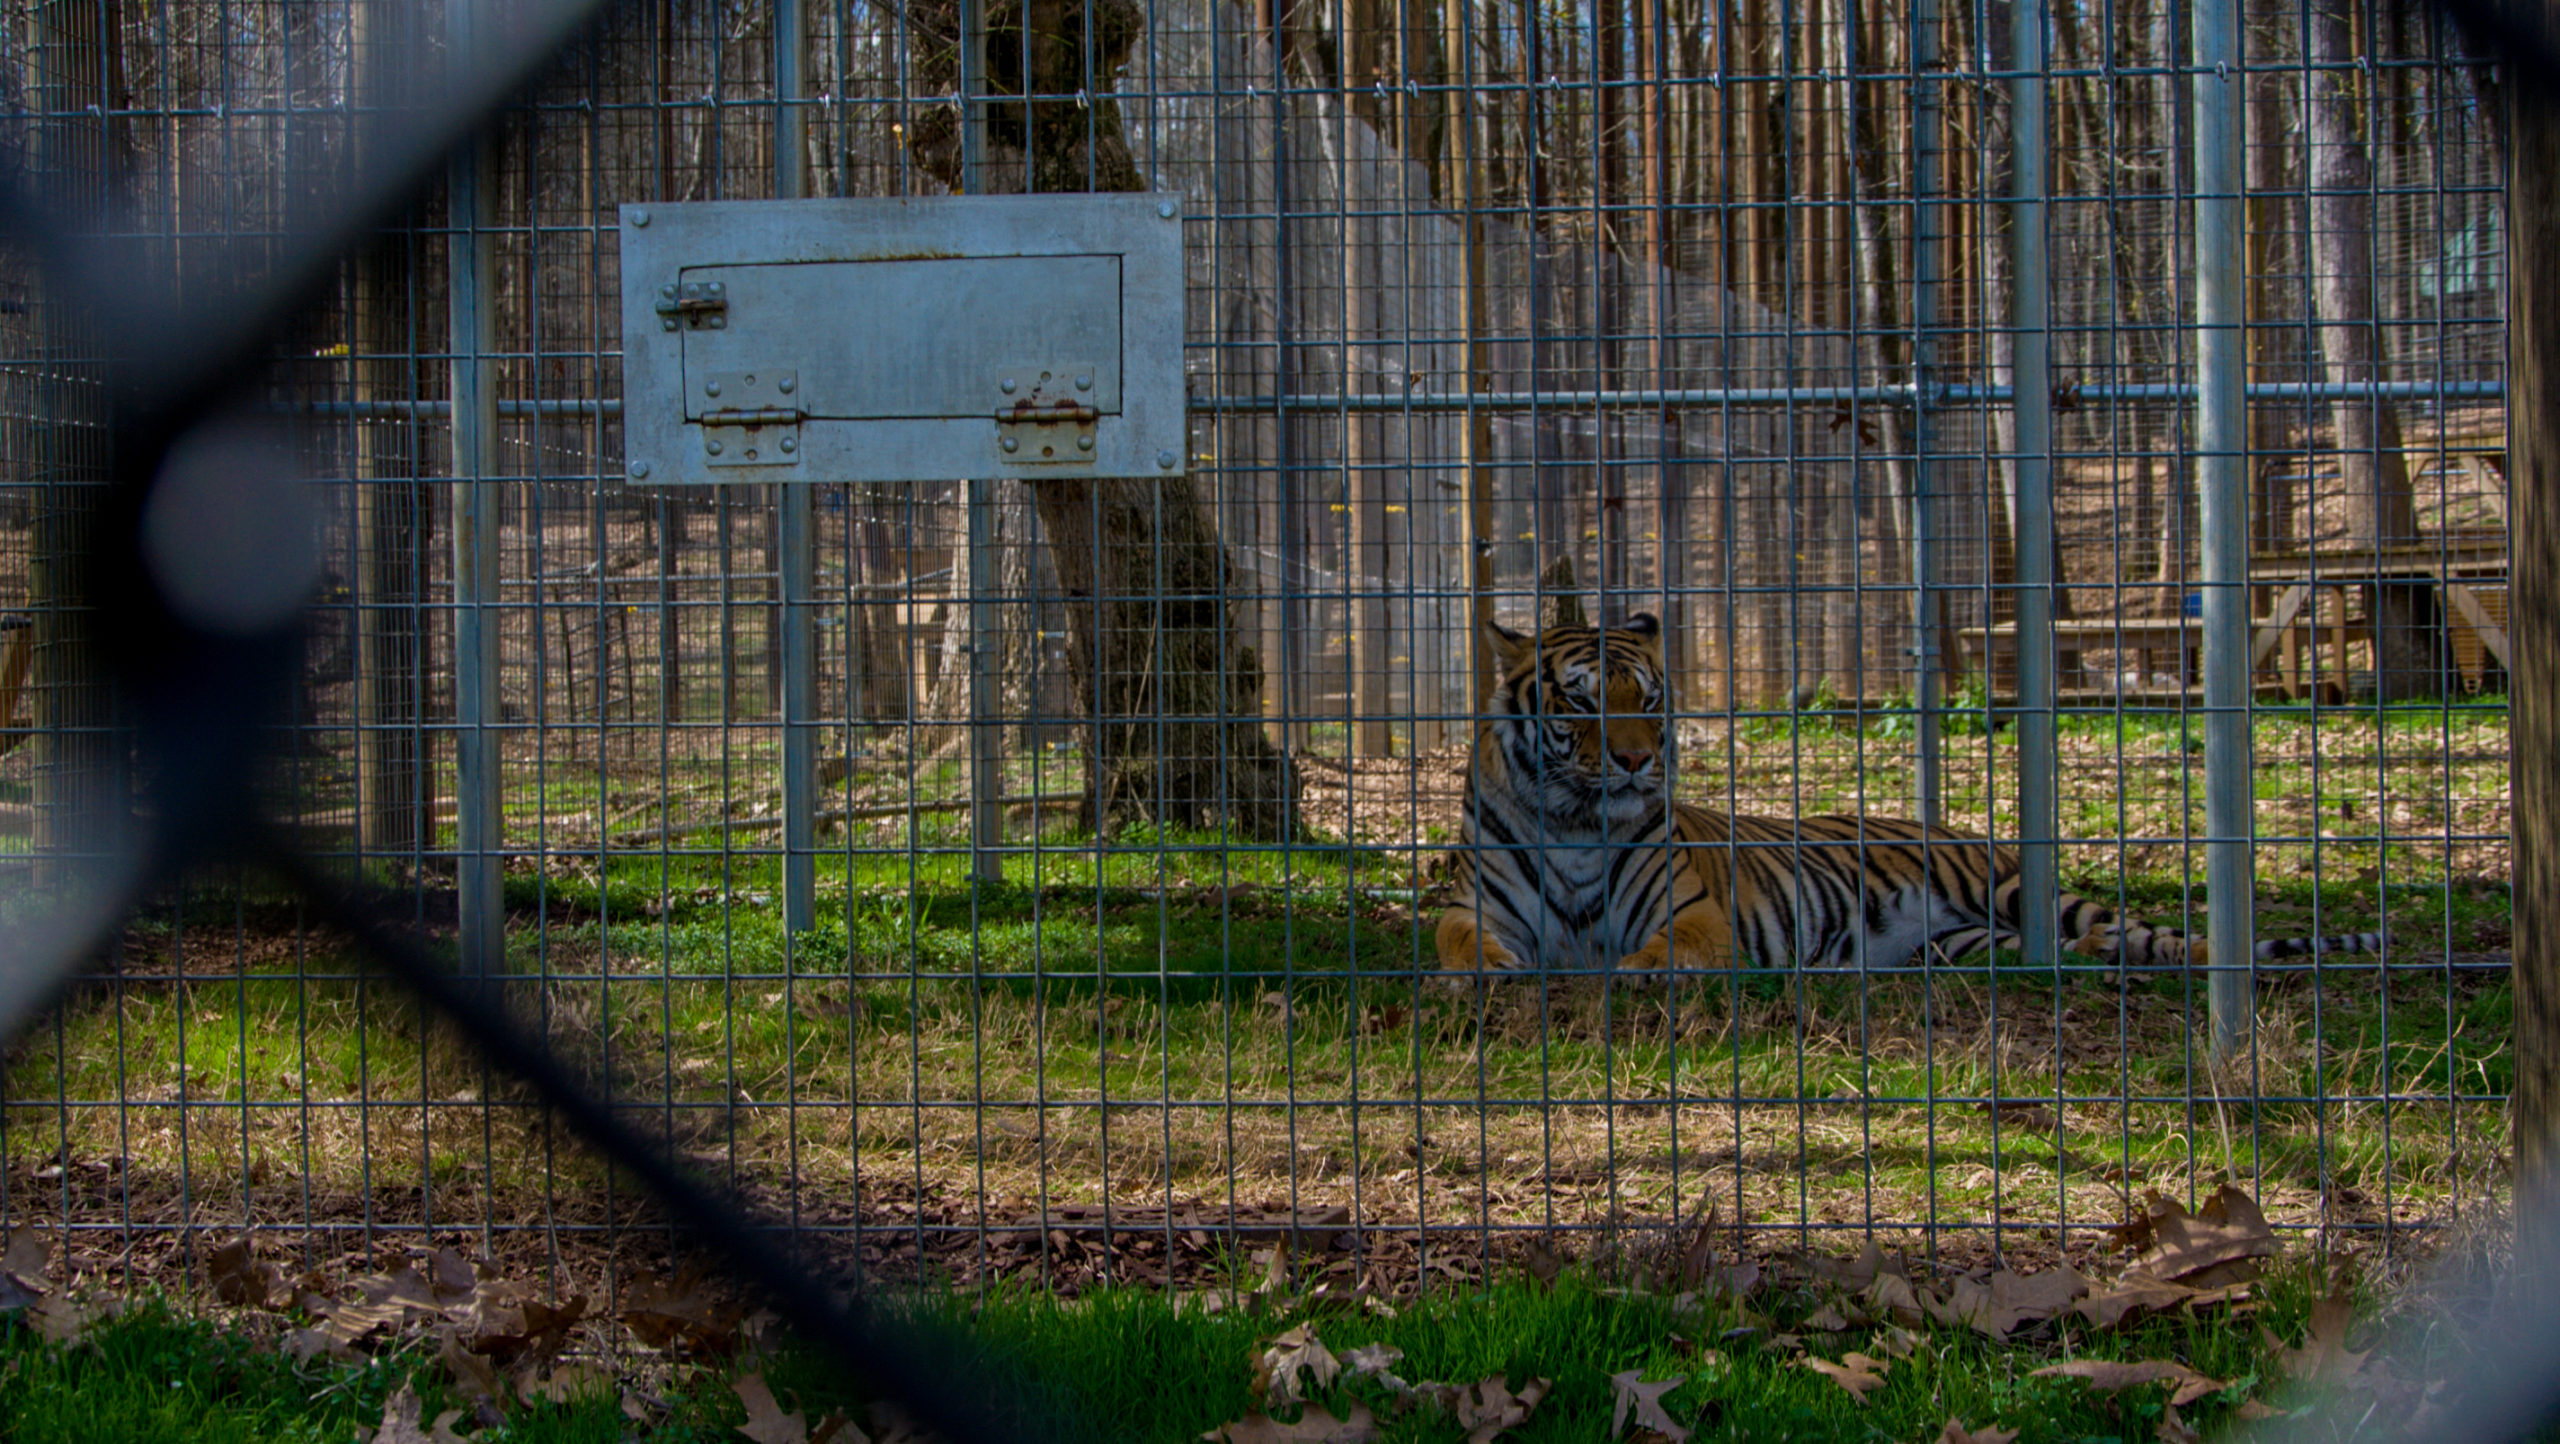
[1435,616,2387,975]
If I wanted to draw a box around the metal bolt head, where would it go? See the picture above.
[660,283,676,299]
[1075,374,1093,391]
[630,209,650,227]
[1001,378,1018,395]
[628,460,651,479]
[1001,436,1020,454]
[777,376,795,394]
[1157,199,1177,219]
[705,380,723,397]
[1077,434,1095,452]
[662,318,678,331]
[1157,450,1178,469]
[780,437,797,454]
[707,440,725,456]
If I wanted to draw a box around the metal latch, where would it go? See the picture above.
[994,363,1101,466]
[655,278,729,331]
[698,369,803,467]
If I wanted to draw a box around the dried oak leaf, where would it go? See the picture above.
[1258,1324,1343,1408]
[516,1361,615,1407]
[1201,1402,1379,1444]
[2267,1292,2370,1386]
[2155,1401,2203,1444]
[621,1272,743,1355]
[1520,1238,1566,1288]
[2075,1271,2204,1329]
[1339,1342,1406,1390]
[1805,1240,1899,1292]
[472,1291,589,1368]
[1935,1419,2019,1444]
[312,1296,410,1353]
[367,1380,477,1444]
[440,1328,505,1406]
[209,1238,286,1311]
[0,1229,49,1313]
[1801,1353,1891,1404]
[1862,1272,1933,1328]
[27,1290,109,1346]
[1452,1377,1551,1443]
[1804,1302,1855,1332]
[734,1373,810,1444]
[2032,1359,2226,1408]
[2124,1185,2277,1288]
[1932,1268,2087,1339]
[1608,1371,1688,1443]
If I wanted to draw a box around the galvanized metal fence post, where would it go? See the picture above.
[958,0,1003,886]
[1910,0,1943,826]
[448,0,505,977]
[775,0,817,932]
[2011,0,2058,968]
[2194,0,2256,1060]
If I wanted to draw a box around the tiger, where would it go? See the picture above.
[1434,614,2388,975]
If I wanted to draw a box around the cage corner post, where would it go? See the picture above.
[448,0,506,979]
[2193,0,2255,1061]
[776,0,818,933]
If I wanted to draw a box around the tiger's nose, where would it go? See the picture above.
[1611,746,1655,773]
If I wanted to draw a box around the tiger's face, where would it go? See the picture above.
[1483,614,1673,817]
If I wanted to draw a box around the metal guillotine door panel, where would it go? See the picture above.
[618,195,1186,485]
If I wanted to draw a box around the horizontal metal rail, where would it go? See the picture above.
[281,376,2502,422]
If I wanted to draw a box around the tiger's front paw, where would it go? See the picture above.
[1614,942,1673,980]
[1439,935,1523,974]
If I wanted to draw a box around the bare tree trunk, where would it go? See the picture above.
[2305,0,2440,699]
[906,0,1298,835]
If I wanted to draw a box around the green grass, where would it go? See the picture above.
[0,1300,645,1443]
[0,1264,2383,1444]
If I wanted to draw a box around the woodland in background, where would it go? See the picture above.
[0,0,2508,848]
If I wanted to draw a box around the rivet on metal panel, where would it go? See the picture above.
[706,380,723,397]
[707,440,725,456]
[1157,450,1177,469]
[1078,435,1095,452]
[778,376,795,394]
[1157,199,1177,219]
[1001,436,1020,453]
[630,209,650,227]
[1075,375,1092,391]
[628,460,650,479]
[781,437,797,454]
[1001,378,1018,395]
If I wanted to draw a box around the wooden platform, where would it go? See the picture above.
[1962,531,2509,701]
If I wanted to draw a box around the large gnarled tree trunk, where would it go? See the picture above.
[906,0,1297,837]
[2306,0,2443,700]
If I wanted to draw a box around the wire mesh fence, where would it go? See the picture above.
[0,0,2514,1312]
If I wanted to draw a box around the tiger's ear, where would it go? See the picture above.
[1483,618,1534,669]
[1620,612,1661,639]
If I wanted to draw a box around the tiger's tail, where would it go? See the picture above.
[1942,879,2386,967]
[2054,892,2386,968]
